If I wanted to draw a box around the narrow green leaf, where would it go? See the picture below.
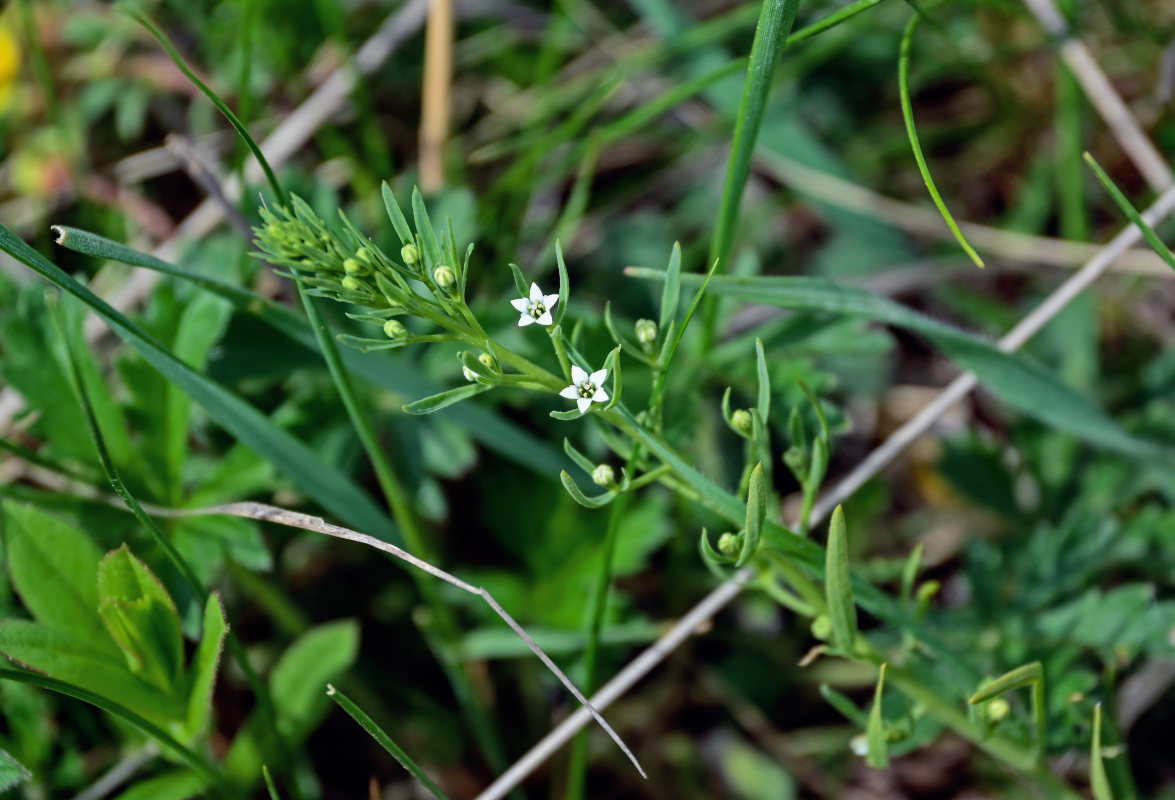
[411,187,444,270]
[559,471,617,509]
[507,262,530,298]
[631,269,1173,461]
[1085,152,1175,272]
[97,546,185,692]
[736,463,767,567]
[562,439,599,476]
[825,505,859,654]
[2,223,400,545]
[381,182,414,246]
[754,338,770,423]
[968,662,1042,704]
[659,242,681,332]
[899,542,924,607]
[798,379,829,444]
[185,594,228,739]
[899,13,983,267]
[0,667,223,790]
[328,685,451,800]
[819,684,869,728]
[1091,704,1114,800]
[1,502,112,650]
[656,259,719,373]
[261,765,283,800]
[111,770,206,800]
[554,241,570,326]
[865,663,890,768]
[403,383,492,415]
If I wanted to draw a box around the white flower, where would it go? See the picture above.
[511,282,559,327]
[559,365,609,413]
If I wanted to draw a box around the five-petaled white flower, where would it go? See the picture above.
[560,365,609,413]
[511,282,559,327]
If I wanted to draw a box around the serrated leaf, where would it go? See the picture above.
[403,383,492,415]
[184,594,227,739]
[97,546,184,692]
[825,505,858,654]
[0,621,184,724]
[2,503,113,651]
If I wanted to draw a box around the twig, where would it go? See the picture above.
[69,743,158,800]
[471,181,1175,800]
[420,0,455,192]
[1021,0,1173,191]
[164,133,253,238]
[131,499,646,779]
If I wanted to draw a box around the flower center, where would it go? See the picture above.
[578,381,596,398]
[527,301,546,318]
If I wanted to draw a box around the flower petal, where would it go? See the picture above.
[592,388,609,403]
[544,293,560,308]
[570,365,588,384]
[577,397,592,413]
[590,368,608,386]
[529,282,543,302]
[536,310,553,326]
[518,314,536,326]
[510,297,530,312]
[559,385,579,400]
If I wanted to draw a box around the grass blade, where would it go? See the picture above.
[326,685,451,800]
[865,663,889,768]
[899,13,983,267]
[1091,704,1114,800]
[1084,152,1175,271]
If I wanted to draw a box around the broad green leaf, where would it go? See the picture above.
[631,269,1172,461]
[111,770,206,800]
[0,223,400,545]
[0,749,31,794]
[825,505,858,653]
[403,383,492,415]
[0,621,184,724]
[270,620,359,736]
[328,685,451,800]
[2,503,113,651]
[185,593,227,739]
[865,663,889,768]
[98,546,184,692]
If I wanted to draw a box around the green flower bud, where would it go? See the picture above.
[810,614,833,641]
[343,258,366,275]
[592,464,616,488]
[356,247,374,264]
[401,243,420,265]
[635,318,658,350]
[985,697,1010,724]
[478,352,496,370]
[731,409,753,437]
[717,531,740,556]
[433,264,456,289]
[383,319,406,338]
[341,276,363,291]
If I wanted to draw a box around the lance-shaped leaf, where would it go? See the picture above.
[554,241,571,327]
[507,262,529,297]
[755,338,770,423]
[825,505,859,654]
[659,242,681,333]
[560,471,619,509]
[411,187,444,271]
[1084,153,1175,272]
[865,663,889,768]
[381,182,414,246]
[98,546,184,693]
[403,384,492,415]
[185,593,228,739]
[736,463,767,567]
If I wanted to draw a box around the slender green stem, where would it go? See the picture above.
[703,0,801,346]
[898,13,984,268]
[565,445,641,799]
[786,0,889,44]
